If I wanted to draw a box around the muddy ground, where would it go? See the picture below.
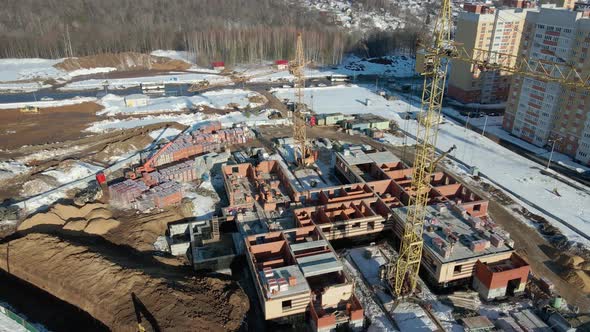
[0,232,248,331]
[0,102,103,150]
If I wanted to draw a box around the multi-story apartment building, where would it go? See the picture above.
[448,2,534,104]
[503,7,590,164]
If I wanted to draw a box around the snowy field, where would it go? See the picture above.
[441,106,590,173]
[87,108,286,133]
[338,55,416,78]
[97,89,265,116]
[60,72,231,91]
[0,58,118,92]
[0,96,97,110]
[275,84,590,247]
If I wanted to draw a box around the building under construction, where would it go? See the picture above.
[213,143,526,329]
[108,121,254,210]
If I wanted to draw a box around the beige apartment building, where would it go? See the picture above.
[448,2,533,104]
[503,7,590,164]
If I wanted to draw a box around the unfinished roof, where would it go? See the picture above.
[339,150,401,167]
[289,239,330,253]
[296,251,342,277]
[259,265,310,299]
[392,203,512,263]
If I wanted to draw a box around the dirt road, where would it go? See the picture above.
[0,102,103,150]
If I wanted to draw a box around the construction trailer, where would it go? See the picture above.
[341,114,390,133]
[124,94,149,107]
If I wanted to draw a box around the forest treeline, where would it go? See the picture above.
[0,0,423,64]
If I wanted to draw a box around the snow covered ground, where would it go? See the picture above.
[150,50,220,73]
[275,84,590,247]
[338,55,416,78]
[0,58,63,82]
[441,107,590,173]
[60,72,231,91]
[41,161,102,185]
[87,108,286,133]
[97,89,265,116]
[0,161,30,181]
[184,181,219,219]
[0,58,119,92]
[302,0,422,31]
[0,96,96,110]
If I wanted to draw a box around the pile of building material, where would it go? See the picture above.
[443,291,481,311]
[109,179,149,207]
[143,160,198,184]
[134,181,183,210]
[152,123,254,167]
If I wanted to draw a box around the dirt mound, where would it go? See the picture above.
[55,52,191,72]
[62,219,88,231]
[557,254,585,270]
[84,207,112,220]
[93,133,153,164]
[84,218,120,235]
[106,209,183,252]
[18,203,119,236]
[0,234,248,331]
[562,270,590,293]
[20,177,56,197]
[18,212,66,230]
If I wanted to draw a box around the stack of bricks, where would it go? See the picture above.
[152,123,253,168]
[109,179,149,207]
[144,160,197,184]
[135,181,183,209]
[432,237,452,259]
[470,239,491,253]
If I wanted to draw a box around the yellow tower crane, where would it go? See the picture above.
[289,33,313,167]
[390,0,590,297]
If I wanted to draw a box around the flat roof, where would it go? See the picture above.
[392,204,512,263]
[193,235,235,261]
[259,265,310,299]
[290,239,329,253]
[296,251,343,277]
[293,168,330,191]
[124,93,149,100]
[339,150,401,166]
[462,316,494,330]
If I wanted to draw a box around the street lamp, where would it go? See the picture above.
[546,136,563,170]
[481,114,489,137]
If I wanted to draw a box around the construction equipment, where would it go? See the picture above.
[389,0,590,298]
[289,33,313,167]
[19,105,39,113]
[126,126,187,179]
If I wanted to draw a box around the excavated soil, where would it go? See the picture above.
[55,52,191,72]
[0,233,248,331]
[18,203,121,236]
[0,102,103,150]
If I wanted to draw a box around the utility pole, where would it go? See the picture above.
[546,137,562,170]
[481,114,488,137]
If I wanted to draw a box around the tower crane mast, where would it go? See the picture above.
[389,0,454,297]
[388,0,590,297]
[290,33,312,167]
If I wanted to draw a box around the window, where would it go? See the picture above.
[352,222,361,228]
[454,265,462,274]
[282,300,292,311]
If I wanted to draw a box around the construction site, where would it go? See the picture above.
[2,1,590,331]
